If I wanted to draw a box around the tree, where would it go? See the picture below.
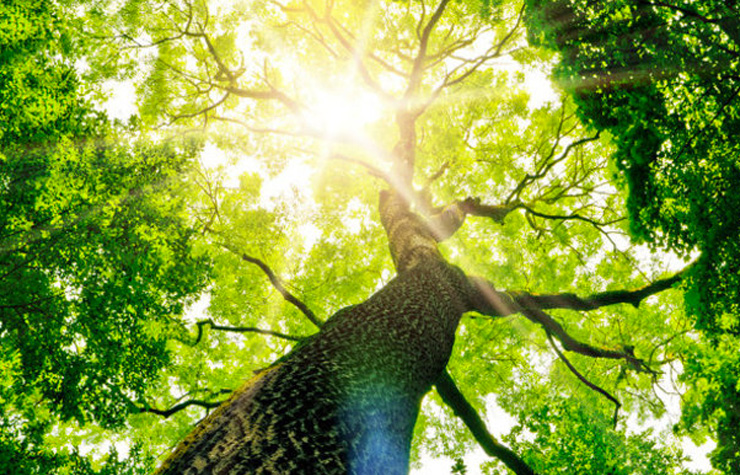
[524,0,740,471]
[2,0,717,473]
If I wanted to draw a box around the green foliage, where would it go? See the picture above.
[0,1,210,472]
[2,129,209,424]
[525,1,740,471]
[502,397,691,475]
[680,335,740,474]
[1,0,727,473]
[524,0,740,331]
[0,0,95,144]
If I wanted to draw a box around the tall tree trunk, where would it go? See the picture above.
[156,190,478,474]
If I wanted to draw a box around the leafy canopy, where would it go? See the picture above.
[525,0,740,471]
[1,0,729,473]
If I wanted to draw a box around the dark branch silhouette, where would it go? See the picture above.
[510,266,690,311]
[467,269,691,373]
[435,370,538,475]
[238,253,324,329]
[546,333,621,428]
[468,264,689,318]
[137,391,232,418]
[518,305,651,371]
[193,319,306,344]
[219,243,323,329]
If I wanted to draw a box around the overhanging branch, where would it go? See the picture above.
[460,197,521,223]
[239,253,323,329]
[467,264,689,318]
[546,333,621,428]
[520,204,625,228]
[435,370,538,475]
[516,304,652,373]
[193,319,306,344]
[137,392,231,418]
[466,273,690,373]
[219,243,323,329]
[406,0,452,98]
[510,266,690,311]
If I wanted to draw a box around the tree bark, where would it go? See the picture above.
[155,191,479,474]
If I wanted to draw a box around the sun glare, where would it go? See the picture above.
[304,88,383,137]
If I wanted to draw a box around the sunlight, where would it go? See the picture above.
[302,88,383,138]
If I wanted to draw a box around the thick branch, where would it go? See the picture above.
[468,265,688,319]
[466,275,684,373]
[518,305,643,365]
[224,85,303,114]
[435,370,538,475]
[511,267,689,311]
[460,197,521,223]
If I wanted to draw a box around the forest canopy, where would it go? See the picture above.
[1,0,737,473]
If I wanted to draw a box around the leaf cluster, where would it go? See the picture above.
[0,1,211,472]
[525,0,740,471]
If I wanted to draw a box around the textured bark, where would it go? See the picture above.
[156,191,478,474]
[157,184,675,473]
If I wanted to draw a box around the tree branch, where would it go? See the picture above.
[459,197,521,223]
[241,253,323,329]
[510,266,689,311]
[219,244,323,329]
[406,0,452,98]
[546,333,621,428]
[329,153,392,183]
[435,5,525,92]
[466,272,688,373]
[324,17,387,95]
[467,263,689,320]
[193,319,306,344]
[224,84,303,114]
[506,124,600,204]
[518,304,649,370]
[435,370,538,475]
[137,392,231,418]
[519,204,624,228]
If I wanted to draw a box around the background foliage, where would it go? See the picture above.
[1,0,735,473]
[524,1,739,470]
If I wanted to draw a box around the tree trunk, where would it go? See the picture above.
[156,191,477,474]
